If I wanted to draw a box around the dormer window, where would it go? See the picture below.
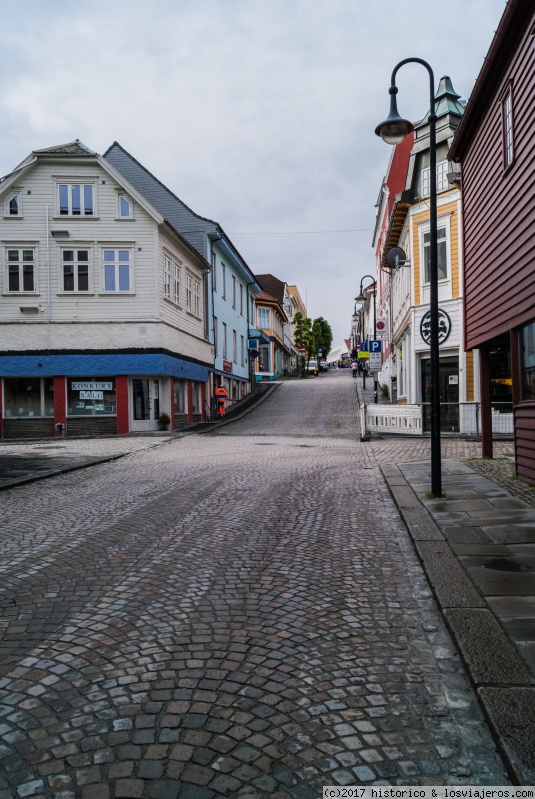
[5,191,21,217]
[421,160,449,196]
[118,195,133,218]
[57,182,95,217]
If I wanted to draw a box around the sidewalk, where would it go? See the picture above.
[383,459,535,783]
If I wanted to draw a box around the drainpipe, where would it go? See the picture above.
[209,230,223,402]
[46,205,51,321]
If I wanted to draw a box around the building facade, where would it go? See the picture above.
[0,141,213,438]
[374,78,473,431]
[253,291,288,380]
[103,142,262,412]
[449,1,535,481]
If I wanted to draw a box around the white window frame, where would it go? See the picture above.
[211,251,217,291]
[221,263,226,299]
[101,248,133,293]
[222,321,227,359]
[55,179,97,218]
[163,255,172,299]
[118,194,133,219]
[214,316,218,356]
[232,275,236,309]
[194,278,200,317]
[233,329,237,363]
[186,273,193,312]
[4,246,37,294]
[421,160,449,197]
[240,284,243,315]
[420,218,450,285]
[258,306,270,329]
[5,190,22,218]
[61,248,91,293]
[502,85,514,169]
[241,335,245,366]
[173,261,181,305]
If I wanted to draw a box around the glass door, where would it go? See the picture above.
[131,378,160,431]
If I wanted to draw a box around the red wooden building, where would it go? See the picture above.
[449,0,535,483]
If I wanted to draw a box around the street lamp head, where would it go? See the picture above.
[355,292,365,303]
[375,86,414,145]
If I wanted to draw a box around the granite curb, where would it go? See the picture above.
[381,462,535,785]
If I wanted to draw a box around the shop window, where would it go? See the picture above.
[174,379,187,413]
[67,377,116,415]
[192,382,202,415]
[3,377,54,417]
[258,345,271,373]
[521,322,535,400]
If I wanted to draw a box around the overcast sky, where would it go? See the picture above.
[0,0,506,348]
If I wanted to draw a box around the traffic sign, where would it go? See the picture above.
[369,340,382,353]
[369,352,382,370]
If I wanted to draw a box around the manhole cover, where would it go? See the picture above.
[483,558,529,573]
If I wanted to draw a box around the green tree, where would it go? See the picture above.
[292,312,314,375]
[311,316,333,365]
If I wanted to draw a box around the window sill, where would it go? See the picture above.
[98,291,136,296]
[2,292,40,297]
[3,214,22,219]
[53,215,99,221]
[163,297,183,310]
[57,292,95,296]
[115,217,135,221]
[186,310,202,320]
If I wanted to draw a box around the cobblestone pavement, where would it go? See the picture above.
[0,372,511,798]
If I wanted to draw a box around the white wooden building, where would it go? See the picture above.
[0,140,213,438]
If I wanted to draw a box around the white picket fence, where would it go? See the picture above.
[361,402,513,438]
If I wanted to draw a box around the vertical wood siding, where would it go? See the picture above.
[460,20,535,349]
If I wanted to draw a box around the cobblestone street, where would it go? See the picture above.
[0,371,512,798]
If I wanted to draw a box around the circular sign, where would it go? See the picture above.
[420,309,452,346]
[376,321,386,330]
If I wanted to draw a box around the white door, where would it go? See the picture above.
[131,377,160,431]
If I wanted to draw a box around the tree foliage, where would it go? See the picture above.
[293,312,333,375]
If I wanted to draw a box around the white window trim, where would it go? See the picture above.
[117,193,134,219]
[99,246,134,294]
[4,189,22,218]
[502,86,514,169]
[59,246,93,294]
[3,243,39,295]
[421,159,449,197]
[163,255,172,300]
[419,214,452,286]
[54,178,98,219]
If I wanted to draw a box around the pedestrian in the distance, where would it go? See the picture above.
[351,360,358,378]
[215,384,229,417]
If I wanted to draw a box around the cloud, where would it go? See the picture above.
[0,0,507,346]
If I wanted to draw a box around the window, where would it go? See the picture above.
[232,275,236,309]
[211,251,217,291]
[102,249,131,292]
[62,249,89,292]
[6,248,35,292]
[423,227,448,283]
[241,335,245,366]
[240,284,243,315]
[118,195,133,218]
[67,377,116,416]
[163,256,171,299]
[186,274,193,312]
[5,192,21,217]
[421,160,449,196]
[258,307,270,329]
[173,261,181,305]
[174,379,187,413]
[233,329,237,363]
[221,263,226,299]
[502,86,514,168]
[213,316,218,356]
[3,377,54,418]
[521,321,535,400]
[194,279,200,316]
[222,322,227,359]
[58,183,94,216]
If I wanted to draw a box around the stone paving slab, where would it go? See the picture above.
[381,458,535,783]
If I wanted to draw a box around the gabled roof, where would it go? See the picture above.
[33,139,96,156]
[255,291,288,322]
[255,274,286,305]
[103,141,259,288]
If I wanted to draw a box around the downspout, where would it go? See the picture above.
[246,280,258,390]
[46,205,51,321]
[209,231,223,397]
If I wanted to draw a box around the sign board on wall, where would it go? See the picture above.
[72,382,112,391]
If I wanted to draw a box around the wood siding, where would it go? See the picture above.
[459,17,535,350]
[465,349,475,402]
[515,403,535,484]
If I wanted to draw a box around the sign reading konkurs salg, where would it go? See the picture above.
[72,382,113,391]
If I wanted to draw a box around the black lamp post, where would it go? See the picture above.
[356,276,377,404]
[375,58,442,497]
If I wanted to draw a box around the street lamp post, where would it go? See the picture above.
[375,58,442,497]
[356,276,377,404]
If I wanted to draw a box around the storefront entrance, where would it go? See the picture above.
[421,356,460,432]
[131,377,160,431]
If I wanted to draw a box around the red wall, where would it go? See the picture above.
[53,376,67,436]
[116,376,129,434]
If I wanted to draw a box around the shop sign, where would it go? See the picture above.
[80,390,104,400]
[223,360,232,373]
[72,382,113,391]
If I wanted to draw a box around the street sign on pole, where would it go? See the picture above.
[369,340,382,353]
